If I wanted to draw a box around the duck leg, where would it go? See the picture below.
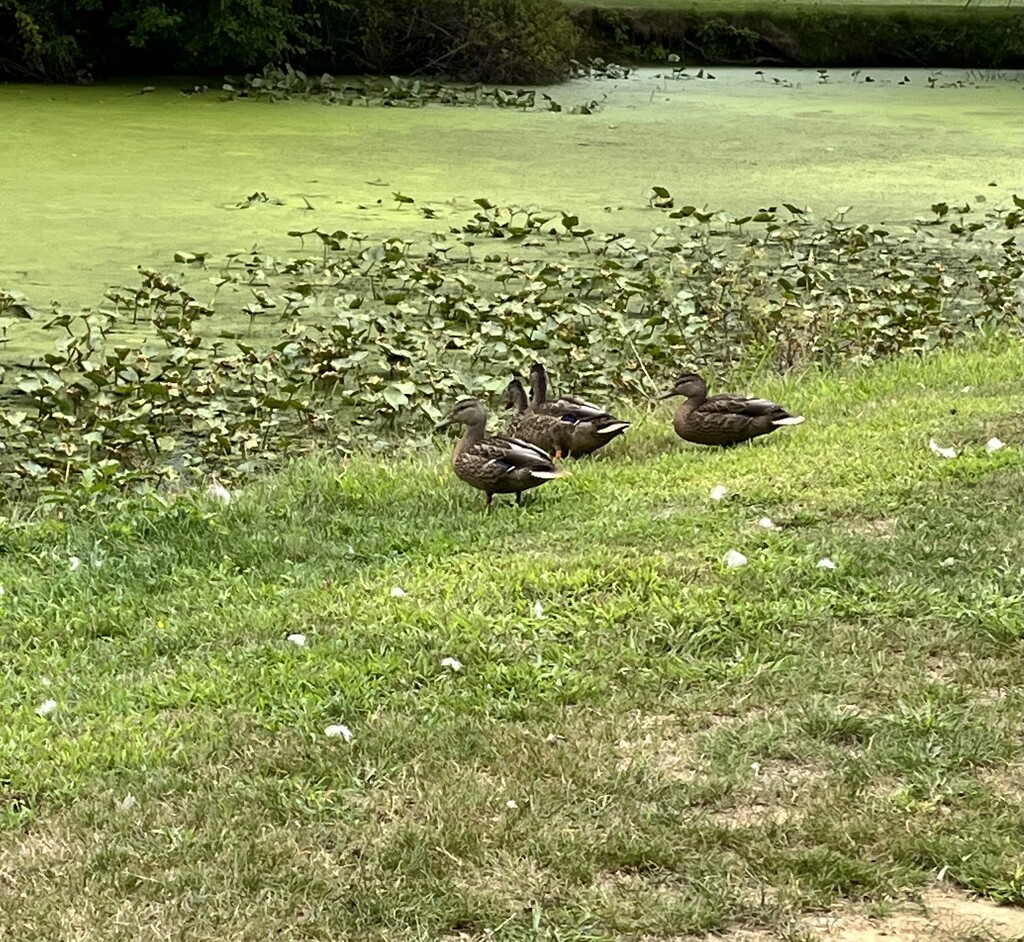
[516,492,524,506]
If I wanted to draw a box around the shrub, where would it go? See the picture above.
[0,0,87,79]
[352,0,581,83]
[429,0,581,83]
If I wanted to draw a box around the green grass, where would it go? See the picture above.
[2,341,1023,940]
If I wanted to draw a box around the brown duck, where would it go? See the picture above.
[504,377,571,458]
[527,362,630,458]
[659,372,804,447]
[435,397,565,509]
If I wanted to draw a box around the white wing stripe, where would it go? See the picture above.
[506,437,554,461]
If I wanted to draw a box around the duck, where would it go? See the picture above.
[435,397,566,509]
[658,371,804,447]
[503,377,570,458]
[527,362,630,458]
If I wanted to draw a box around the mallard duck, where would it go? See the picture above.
[435,397,565,509]
[658,372,804,447]
[527,362,630,458]
[503,377,570,458]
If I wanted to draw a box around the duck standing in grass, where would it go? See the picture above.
[658,371,804,447]
[527,362,630,458]
[504,377,570,459]
[435,397,566,509]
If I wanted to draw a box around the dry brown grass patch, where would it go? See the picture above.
[450,851,552,901]
[706,759,828,829]
[666,888,1024,941]
[643,929,779,941]
[981,763,1024,805]
[837,515,899,540]
[614,711,702,782]
[797,887,1024,941]
[0,815,168,942]
[0,813,80,886]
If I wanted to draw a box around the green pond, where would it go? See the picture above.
[2,67,1021,313]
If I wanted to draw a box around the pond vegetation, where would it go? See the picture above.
[1,182,1021,505]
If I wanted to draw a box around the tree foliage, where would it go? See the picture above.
[0,0,580,82]
[354,0,582,83]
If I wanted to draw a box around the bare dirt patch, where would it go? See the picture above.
[837,516,899,540]
[679,888,1024,941]
[924,656,959,685]
[797,888,1024,941]
[981,763,1024,806]
[707,758,828,828]
[614,712,702,782]
[691,932,776,942]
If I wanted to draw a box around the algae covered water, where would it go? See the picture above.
[1,67,1021,309]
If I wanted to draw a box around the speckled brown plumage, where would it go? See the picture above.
[659,372,805,447]
[527,363,630,458]
[435,397,565,509]
[503,377,570,458]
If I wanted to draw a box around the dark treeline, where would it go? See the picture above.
[580,5,1024,70]
[0,0,581,82]
[3,0,1021,84]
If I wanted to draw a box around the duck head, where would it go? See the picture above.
[504,378,528,413]
[435,397,487,431]
[658,372,707,400]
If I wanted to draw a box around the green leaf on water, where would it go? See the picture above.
[18,460,46,477]
[382,386,409,408]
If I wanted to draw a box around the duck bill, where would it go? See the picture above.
[657,389,679,400]
[434,418,453,432]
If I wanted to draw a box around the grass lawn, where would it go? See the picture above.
[2,341,1023,940]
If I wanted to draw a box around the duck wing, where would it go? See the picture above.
[472,435,560,474]
[535,396,630,458]
[506,412,569,456]
[701,394,797,422]
[538,395,615,425]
